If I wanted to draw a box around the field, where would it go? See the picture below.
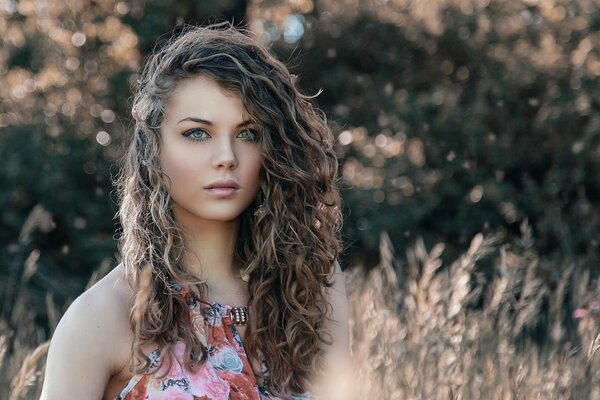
[2,222,598,399]
[2,0,599,398]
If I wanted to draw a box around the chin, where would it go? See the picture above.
[205,213,244,222]
[198,207,248,221]
[172,203,246,222]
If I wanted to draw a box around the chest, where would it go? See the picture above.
[105,315,267,400]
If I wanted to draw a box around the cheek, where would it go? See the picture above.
[159,147,193,191]
[159,153,175,189]
[245,154,262,189]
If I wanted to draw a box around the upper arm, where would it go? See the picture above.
[314,259,357,398]
[40,284,130,400]
[321,258,351,365]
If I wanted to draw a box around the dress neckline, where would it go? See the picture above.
[176,283,249,326]
[171,281,247,309]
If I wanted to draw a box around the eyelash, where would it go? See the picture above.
[182,128,258,142]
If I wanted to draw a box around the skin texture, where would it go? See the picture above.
[39,262,352,399]
[160,75,261,225]
[40,264,135,399]
[159,75,262,294]
[119,24,348,395]
[40,75,353,399]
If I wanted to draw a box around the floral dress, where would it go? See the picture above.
[116,285,311,400]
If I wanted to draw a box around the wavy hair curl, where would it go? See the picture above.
[114,21,343,396]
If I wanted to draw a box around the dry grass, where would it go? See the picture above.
[2,222,599,399]
[344,223,600,399]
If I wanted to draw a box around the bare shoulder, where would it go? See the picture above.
[40,263,134,399]
[76,262,134,327]
[324,259,349,333]
[314,259,357,398]
[319,259,350,357]
[62,263,134,346]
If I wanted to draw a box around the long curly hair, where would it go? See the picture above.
[113,22,343,396]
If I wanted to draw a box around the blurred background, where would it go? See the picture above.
[1,0,600,398]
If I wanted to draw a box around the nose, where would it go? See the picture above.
[212,136,238,170]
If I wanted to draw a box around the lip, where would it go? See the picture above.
[204,179,240,190]
[205,187,239,197]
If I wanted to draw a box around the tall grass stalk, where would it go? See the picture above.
[2,223,599,398]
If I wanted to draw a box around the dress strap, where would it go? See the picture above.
[229,306,249,325]
[171,280,249,326]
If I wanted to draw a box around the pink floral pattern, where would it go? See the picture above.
[116,285,311,400]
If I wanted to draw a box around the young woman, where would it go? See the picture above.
[41,21,351,399]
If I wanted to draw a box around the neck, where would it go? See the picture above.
[175,212,241,287]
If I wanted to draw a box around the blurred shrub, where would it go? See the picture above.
[2,0,599,334]
[2,0,599,396]
[0,0,250,325]
[0,0,139,319]
[267,0,600,279]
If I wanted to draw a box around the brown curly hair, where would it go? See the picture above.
[113,21,343,396]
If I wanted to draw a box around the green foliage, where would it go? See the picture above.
[277,3,600,276]
[0,0,251,325]
[1,0,599,333]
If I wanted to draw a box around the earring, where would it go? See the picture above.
[253,193,266,219]
[239,269,250,283]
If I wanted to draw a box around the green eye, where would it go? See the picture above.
[183,128,209,141]
[239,129,258,141]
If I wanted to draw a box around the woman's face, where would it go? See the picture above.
[159,74,262,225]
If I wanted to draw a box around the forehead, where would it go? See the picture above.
[164,75,248,122]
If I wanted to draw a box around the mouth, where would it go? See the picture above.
[204,187,239,197]
[204,179,240,190]
[203,179,240,197]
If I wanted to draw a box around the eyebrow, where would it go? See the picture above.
[177,117,254,127]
